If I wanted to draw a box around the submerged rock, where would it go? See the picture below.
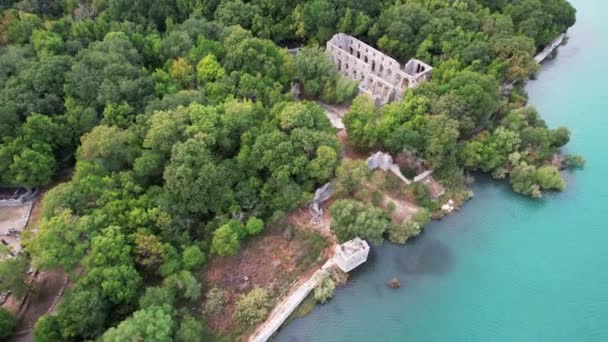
[387,277,401,289]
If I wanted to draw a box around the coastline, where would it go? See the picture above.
[265,33,571,342]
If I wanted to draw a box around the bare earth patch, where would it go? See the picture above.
[203,225,330,334]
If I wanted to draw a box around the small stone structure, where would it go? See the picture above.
[326,33,432,105]
[333,237,370,273]
[249,238,369,342]
[366,151,411,185]
[310,183,333,215]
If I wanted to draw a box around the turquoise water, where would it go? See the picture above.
[276,1,608,341]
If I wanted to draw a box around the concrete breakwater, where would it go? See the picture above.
[534,33,566,64]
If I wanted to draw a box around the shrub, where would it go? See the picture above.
[330,267,349,286]
[204,286,226,315]
[211,224,239,256]
[34,315,62,342]
[564,154,585,169]
[536,165,565,191]
[329,199,392,244]
[234,287,272,326]
[182,245,205,270]
[387,201,397,213]
[176,315,207,342]
[333,159,371,195]
[0,308,16,339]
[388,209,430,244]
[245,216,264,236]
[411,182,433,208]
[371,191,383,206]
[139,286,176,309]
[314,278,336,304]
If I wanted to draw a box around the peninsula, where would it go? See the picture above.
[0,1,581,341]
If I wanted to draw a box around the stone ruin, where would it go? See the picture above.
[366,151,411,185]
[308,152,445,216]
[326,33,433,106]
[309,182,333,216]
[334,237,370,273]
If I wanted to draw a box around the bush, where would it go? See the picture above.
[234,287,272,326]
[333,159,371,195]
[139,286,176,309]
[329,199,392,244]
[387,201,397,213]
[371,191,383,206]
[204,286,226,315]
[388,222,419,244]
[176,315,207,342]
[411,182,433,208]
[564,154,585,169]
[0,308,16,339]
[388,209,430,245]
[536,165,565,191]
[34,315,62,342]
[314,278,336,304]
[245,216,264,236]
[182,245,205,270]
[210,224,240,256]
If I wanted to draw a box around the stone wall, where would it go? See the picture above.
[366,151,412,185]
[534,33,566,64]
[326,33,432,105]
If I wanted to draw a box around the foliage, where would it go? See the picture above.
[245,217,264,236]
[26,209,89,271]
[564,154,585,169]
[0,308,16,339]
[313,277,335,304]
[536,165,566,191]
[333,159,371,195]
[182,245,206,270]
[175,315,207,342]
[388,209,431,245]
[292,46,357,103]
[55,287,108,339]
[204,286,226,315]
[0,254,29,298]
[233,287,272,326]
[329,199,391,244]
[211,224,240,256]
[100,305,174,342]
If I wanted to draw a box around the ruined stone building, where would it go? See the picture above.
[326,33,433,105]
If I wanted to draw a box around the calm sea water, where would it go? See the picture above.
[276,1,608,341]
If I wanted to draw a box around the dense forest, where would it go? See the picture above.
[0,0,578,340]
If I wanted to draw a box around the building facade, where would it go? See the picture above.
[326,33,433,105]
